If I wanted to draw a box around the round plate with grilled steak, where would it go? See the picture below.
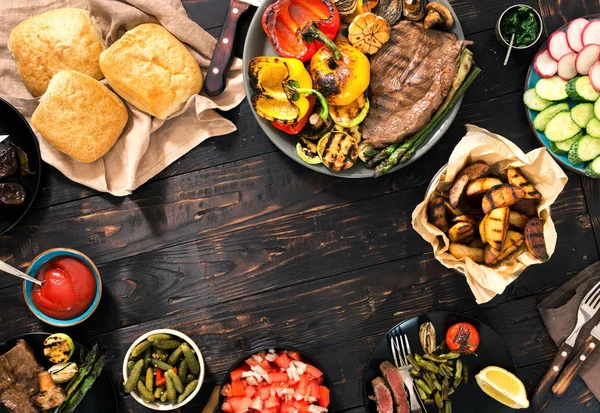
[0,97,41,235]
[243,0,466,178]
[0,333,117,413]
[363,311,517,413]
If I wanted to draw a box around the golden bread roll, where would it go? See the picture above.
[99,23,203,119]
[8,8,105,97]
[31,70,128,163]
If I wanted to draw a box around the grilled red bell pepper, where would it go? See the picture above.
[262,0,341,62]
[271,95,316,135]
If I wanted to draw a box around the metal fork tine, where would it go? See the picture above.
[583,281,600,304]
[586,286,600,307]
[395,336,404,367]
[390,336,399,368]
[401,336,409,367]
[591,290,600,309]
[404,335,413,356]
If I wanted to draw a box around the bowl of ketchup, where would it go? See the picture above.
[22,248,102,327]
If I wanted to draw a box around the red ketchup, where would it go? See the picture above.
[31,257,96,320]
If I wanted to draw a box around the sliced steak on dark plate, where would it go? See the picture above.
[0,340,44,413]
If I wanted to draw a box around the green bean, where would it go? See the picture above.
[137,380,155,403]
[127,361,135,373]
[168,345,184,365]
[407,354,421,372]
[131,340,152,358]
[165,372,177,404]
[417,358,440,374]
[167,369,184,393]
[454,359,462,381]
[444,400,452,413]
[417,386,428,401]
[430,375,442,392]
[148,333,172,342]
[153,339,181,350]
[439,352,461,360]
[415,379,432,395]
[442,378,449,401]
[181,344,200,375]
[439,364,453,378]
[424,399,434,404]
[434,391,443,408]
[177,380,198,404]
[453,377,462,389]
[462,364,468,384]
[178,360,188,382]
[124,359,144,393]
[154,386,164,399]
[150,358,173,371]
[409,368,420,377]
[424,354,449,364]
[145,367,154,393]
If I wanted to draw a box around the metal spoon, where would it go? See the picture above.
[0,260,43,286]
[503,33,515,66]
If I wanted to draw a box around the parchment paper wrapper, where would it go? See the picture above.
[412,125,568,304]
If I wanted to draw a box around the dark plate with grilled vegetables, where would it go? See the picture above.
[0,332,117,413]
[363,312,517,413]
[0,97,41,235]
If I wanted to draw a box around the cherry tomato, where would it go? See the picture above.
[446,322,480,354]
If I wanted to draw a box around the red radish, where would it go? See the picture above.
[558,52,578,80]
[534,49,558,78]
[567,18,589,52]
[582,20,600,46]
[575,44,600,75]
[548,31,574,60]
[590,61,600,91]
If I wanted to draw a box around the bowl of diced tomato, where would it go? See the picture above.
[220,347,332,413]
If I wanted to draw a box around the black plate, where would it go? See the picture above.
[0,97,42,235]
[0,333,118,413]
[218,346,333,412]
[363,312,518,413]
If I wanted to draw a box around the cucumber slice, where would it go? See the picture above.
[566,76,600,101]
[595,99,600,120]
[523,89,552,111]
[535,76,568,101]
[533,102,570,131]
[587,118,600,138]
[571,103,595,128]
[549,131,582,155]
[585,156,600,178]
[568,135,600,164]
[545,111,582,141]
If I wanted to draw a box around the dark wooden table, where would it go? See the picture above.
[2,0,600,412]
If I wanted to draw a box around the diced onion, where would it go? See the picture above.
[246,376,259,386]
[252,354,264,363]
[308,396,318,403]
[282,388,294,395]
[269,348,276,353]
[265,353,277,362]
[251,365,268,376]
[308,405,328,413]
[295,393,304,401]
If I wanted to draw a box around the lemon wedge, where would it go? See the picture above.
[475,366,530,409]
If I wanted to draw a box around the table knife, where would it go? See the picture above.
[205,0,263,96]
[552,321,600,397]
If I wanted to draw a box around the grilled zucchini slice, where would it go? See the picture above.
[317,131,359,172]
[329,94,370,128]
[296,137,322,165]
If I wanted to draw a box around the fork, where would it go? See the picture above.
[532,280,600,408]
[390,334,425,413]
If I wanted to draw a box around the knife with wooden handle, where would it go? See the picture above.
[204,0,262,96]
[552,322,600,397]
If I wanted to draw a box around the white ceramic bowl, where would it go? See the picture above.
[123,329,205,411]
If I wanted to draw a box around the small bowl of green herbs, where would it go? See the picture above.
[496,4,543,50]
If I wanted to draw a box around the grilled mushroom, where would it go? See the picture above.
[33,371,66,410]
[402,0,425,22]
[424,2,454,30]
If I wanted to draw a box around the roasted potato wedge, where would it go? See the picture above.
[482,184,526,214]
[458,162,491,180]
[428,196,449,232]
[512,198,538,217]
[525,217,548,260]
[507,167,541,200]
[444,199,463,217]
[469,238,485,248]
[484,230,525,265]
[449,243,484,263]
[448,222,475,244]
[484,207,510,251]
[449,174,469,208]
[453,215,481,226]
[479,216,488,244]
[509,211,529,230]
[465,177,503,197]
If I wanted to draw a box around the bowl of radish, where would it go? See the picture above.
[525,15,600,177]
[219,347,332,413]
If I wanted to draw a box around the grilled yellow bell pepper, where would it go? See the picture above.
[309,35,370,106]
[248,57,328,125]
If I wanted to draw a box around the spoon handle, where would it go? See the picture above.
[0,260,42,285]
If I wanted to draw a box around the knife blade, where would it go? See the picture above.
[552,322,600,397]
[204,0,263,96]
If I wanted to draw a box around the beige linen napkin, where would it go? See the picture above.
[412,125,568,304]
[538,262,600,401]
[0,0,246,196]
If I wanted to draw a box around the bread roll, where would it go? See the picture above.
[8,8,105,97]
[99,23,203,119]
[31,71,128,163]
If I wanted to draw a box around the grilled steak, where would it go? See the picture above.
[0,340,44,413]
[380,361,410,413]
[370,377,394,413]
[363,21,472,148]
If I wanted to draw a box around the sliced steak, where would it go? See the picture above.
[380,361,409,413]
[0,340,43,413]
[370,377,394,413]
[363,21,472,148]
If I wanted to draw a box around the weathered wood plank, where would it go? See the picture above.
[537,0,600,33]
[582,178,600,253]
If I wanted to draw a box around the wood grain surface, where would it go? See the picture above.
[1,0,599,412]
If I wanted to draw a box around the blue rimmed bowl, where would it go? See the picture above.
[22,248,102,327]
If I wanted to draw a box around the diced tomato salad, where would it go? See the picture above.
[221,350,330,413]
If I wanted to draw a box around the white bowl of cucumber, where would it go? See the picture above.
[122,329,205,410]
